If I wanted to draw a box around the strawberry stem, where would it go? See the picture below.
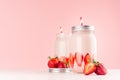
[92,59,96,63]
[55,56,58,59]
[92,59,99,66]
[95,62,99,66]
[48,56,51,60]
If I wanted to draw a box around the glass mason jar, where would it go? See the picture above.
[51,33,71,73]
[68,25,97,73]
[54,33,67,57]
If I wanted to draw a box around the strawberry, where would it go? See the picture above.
[75,52,83,67]
[83,62,96,75]
[48,60,55,68]
[58,61,66,68]
[95,63,107,75]
[65,58,70,68]
[84,53,91,64]
[69,53,74,68]
[65,57,69,63]
[59,56,70,68]
[48,56,59,68]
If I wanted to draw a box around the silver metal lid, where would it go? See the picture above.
[72,25,94,32]
[49,68,71,73]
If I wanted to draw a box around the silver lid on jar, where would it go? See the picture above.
[72,25,94,32]
[49,68,71,73]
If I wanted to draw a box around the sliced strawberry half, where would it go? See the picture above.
[69,53,74,68]
[83,62,96,75]
[75,52,83,67]
[84,53,91,64]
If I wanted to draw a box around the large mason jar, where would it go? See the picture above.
[68,25,97,73]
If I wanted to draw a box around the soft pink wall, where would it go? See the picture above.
[0,0,120,70]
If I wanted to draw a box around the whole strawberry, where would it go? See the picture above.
[95,63,107,75]
[48,56,59,68]
[58,61,66,68]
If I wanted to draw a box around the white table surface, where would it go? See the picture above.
[0,69,119,80]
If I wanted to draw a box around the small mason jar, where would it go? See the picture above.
[49,32,71,73]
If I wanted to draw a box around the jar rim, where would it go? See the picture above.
[72,25,94,32]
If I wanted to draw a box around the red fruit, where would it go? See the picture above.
[59,56,69,68]
[48,60,54,68]
[95,63,107,75]
[84,62,96,75]
[84,53,91,64]
[65,57,69,64]
[48,57,59,68]
[58,61,66,68]
[69,53,74,68]
[64,57,70,68]
[75,52,83,67]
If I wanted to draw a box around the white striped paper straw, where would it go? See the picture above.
[60,26,63,33]
[80,17,83,26]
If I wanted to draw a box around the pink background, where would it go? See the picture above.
[0,0,120,70]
